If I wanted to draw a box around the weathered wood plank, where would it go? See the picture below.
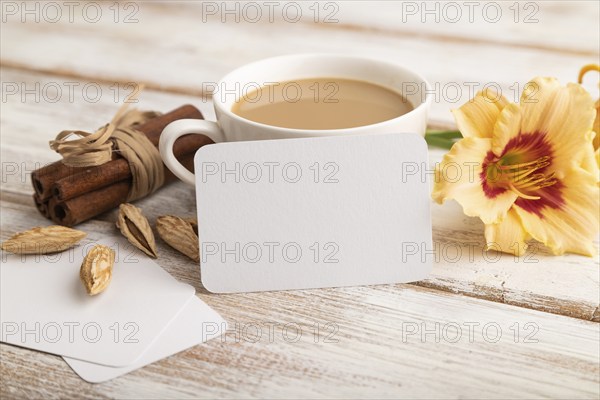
[1,68,598,323]
[424,181,600,322]
[1,197,599,398]
[2,2,599,397]
[311,0,599,55]
[1,1,597,129]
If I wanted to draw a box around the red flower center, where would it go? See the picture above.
[481,132,564,217]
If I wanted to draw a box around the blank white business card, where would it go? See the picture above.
[0,236,195,367]
[64,295,227,382]
[195,133,433,293]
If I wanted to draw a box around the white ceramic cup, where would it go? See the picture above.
[159,54,431,185]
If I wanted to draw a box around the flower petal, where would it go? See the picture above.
[432,137,517,224]
[513,166,599,256]
[452,88,509,139]
[580,141,600,176]
[491,103,522,157]
[518,77,596,170]
[593,99,599,150]
[484,209,530,256]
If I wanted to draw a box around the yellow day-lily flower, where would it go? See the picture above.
[432,77,599,256]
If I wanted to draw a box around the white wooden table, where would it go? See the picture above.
[1,1,599,398]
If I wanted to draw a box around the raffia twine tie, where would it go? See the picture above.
[49,104,164,201]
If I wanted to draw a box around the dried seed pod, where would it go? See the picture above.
[116,203,158,258]
[80,244,115,295]
[0,225,86,254]
[183,217,198,235]
[156,216,199,262]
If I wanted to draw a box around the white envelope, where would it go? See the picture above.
[64,295,227,382]
[195,133,433,293]
[0,236,195,367]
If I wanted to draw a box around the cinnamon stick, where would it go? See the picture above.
[52,158,130,201]
[49,152,197,226]
[49,181,130,226]
[32,162,78,201]
[52,133,212,201]
[32,104,204,201]
[33,104,215,226]
[33,193,49,218]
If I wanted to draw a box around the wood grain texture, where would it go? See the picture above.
[1,198,599,399]
[311,0,600,55]
[2,206,599,394]
[1,2,598,129]
[1,68,598,322]
[426,150,600,322]
[1,1,599,397]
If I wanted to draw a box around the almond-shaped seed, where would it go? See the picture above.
[80,244,115,296]
[0,225,86,254]
[116,203,158,258]
[183,217,198,235]
[156,216,199,262]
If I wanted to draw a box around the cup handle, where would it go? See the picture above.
[159,119,226,186]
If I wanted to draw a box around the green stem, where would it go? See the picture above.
[424,130,462,150]
[426,130,462,139]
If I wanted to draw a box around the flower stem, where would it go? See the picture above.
[424,130,462,149]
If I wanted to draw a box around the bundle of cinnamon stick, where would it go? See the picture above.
[32,105,213,226]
